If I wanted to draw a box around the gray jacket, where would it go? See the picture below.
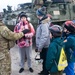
[36,17,50,50]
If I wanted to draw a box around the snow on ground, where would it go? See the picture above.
[10,45,67,75]
[10,45,42,75]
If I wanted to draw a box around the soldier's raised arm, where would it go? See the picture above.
[0,26,24,40]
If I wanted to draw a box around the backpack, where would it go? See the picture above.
[54,43,68,71]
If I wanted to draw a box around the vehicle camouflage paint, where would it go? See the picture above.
[3,0,75,31]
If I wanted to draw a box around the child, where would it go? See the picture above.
[46,25,63,75]
[63,21,75,75]
[14,13,35,73]
[36,7,50,75]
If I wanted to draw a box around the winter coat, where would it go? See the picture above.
[64,34,75,62]
[0,21,24,75]
[36,16,50,50]
[46,37,64,73]
[14,21,35,47]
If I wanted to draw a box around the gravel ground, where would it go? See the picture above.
[10,45,42,75]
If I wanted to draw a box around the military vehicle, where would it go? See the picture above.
[33,0,75,24]
[2,2,38,31]
[3,0,75,31]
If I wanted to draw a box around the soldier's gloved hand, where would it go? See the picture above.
[22,29,30,34]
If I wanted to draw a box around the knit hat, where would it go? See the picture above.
[36,7,46,16]
[20,13,27,18]
[18,12,25,17]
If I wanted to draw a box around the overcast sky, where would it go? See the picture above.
[0,0,32,12]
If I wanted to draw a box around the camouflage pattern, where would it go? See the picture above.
[34,0,43,5]
[0,21,24,75]
[34,0,43,10]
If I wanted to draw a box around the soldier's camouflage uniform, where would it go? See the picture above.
[0,21,24,75]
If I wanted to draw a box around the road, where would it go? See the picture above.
[10,45,75,75]
[10,45,42,75]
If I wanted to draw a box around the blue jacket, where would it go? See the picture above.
[46,37,64,73]
[64,34,75,62]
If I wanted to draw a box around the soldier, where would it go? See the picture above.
[34,0,44,10]
[0,20,30,75]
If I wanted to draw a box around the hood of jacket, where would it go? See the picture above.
[39,16,50,24]
[52,37,63,47]
[0,21,5,26]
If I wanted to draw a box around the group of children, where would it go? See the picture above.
[46,21,75,75]
[35,7,75,75]
[14,6,75,75]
